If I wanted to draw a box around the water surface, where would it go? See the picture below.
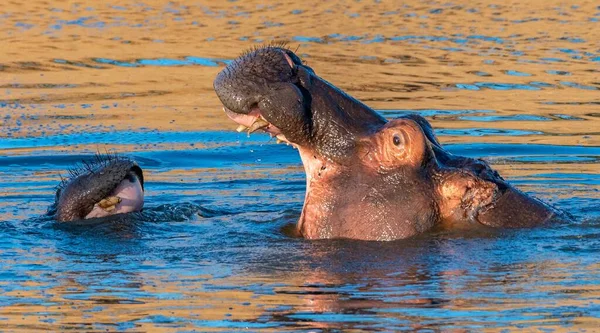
[1,0,599,331]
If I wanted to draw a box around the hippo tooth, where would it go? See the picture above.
[236,125,247,132]
[247,119,269,134]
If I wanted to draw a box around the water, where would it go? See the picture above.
[1,0,599,331]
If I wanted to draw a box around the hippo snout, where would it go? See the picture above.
[52,154,145,222]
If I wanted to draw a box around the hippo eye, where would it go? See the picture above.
[393,134,402,146]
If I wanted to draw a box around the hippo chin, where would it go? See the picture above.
[50,154,145,222]
[213,46,564,241]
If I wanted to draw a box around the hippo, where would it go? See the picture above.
[49,154,144,222]
[213,46,562,241]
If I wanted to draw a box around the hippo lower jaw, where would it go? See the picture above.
[84,173,144,219]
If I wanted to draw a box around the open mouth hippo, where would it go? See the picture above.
[213,46,561,241]
[50,154,144,222]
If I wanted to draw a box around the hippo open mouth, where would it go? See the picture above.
[51,154,144,222]
[214,46,560,241]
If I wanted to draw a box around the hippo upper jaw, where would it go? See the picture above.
[214,46,387,166]
[54,156,145,222]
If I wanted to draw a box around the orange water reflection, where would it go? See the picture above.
[1,0,599,331]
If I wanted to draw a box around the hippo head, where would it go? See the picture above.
[52,155,144,222]
[214,46,558,241]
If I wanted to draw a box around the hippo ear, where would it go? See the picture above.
[398,114,442,148]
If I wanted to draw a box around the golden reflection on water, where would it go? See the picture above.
[1,0,599,331]
[3,254,600,332]
[1,0,598,145]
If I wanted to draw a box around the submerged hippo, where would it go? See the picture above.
[50,155,144,222]
[213,46,562,241]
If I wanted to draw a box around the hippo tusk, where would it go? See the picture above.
[97,196,122,212]
[275,134,287,144]
[247,118,270,134]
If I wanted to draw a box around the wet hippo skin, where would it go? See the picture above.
[49,154,144,222]
[213,46,563,241]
